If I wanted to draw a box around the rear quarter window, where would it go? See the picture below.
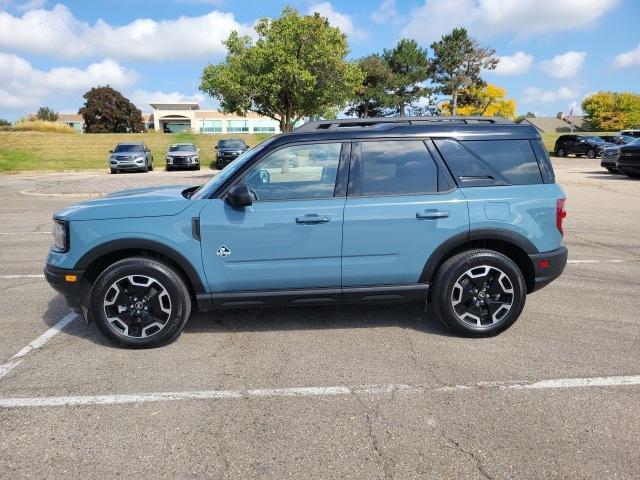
[461,139,543,185]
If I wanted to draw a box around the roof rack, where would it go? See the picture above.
[295,116,514,132]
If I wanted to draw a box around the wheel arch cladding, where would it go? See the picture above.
[75,238,206,295]
[420,229,537,293]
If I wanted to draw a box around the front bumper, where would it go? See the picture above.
[44,264,86,313]
[528,246,568,292]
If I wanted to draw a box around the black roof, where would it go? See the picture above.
[272,117,538,144]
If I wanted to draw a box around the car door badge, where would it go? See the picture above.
[216,245,231,257]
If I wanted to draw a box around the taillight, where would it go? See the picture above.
[556,198,567,236]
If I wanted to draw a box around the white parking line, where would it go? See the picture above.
[566,259,625,264]
[0,274,45,279]
[0,374,638,409]
[0,312,78,380]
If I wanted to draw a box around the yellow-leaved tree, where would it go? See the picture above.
[440,83,516,118]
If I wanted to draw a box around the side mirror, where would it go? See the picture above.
[226,184,252,208]
[109,150,114,153]
[214,146,218,150]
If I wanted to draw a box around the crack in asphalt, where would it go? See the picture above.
[444,434,494,480]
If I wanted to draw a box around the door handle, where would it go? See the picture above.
[416,209,450,220]
[296,214,330,224]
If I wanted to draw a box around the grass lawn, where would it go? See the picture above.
[0,131,273,172]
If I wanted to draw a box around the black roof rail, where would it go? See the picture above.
[295,116,514,132]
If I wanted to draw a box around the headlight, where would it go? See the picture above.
[51,219,69,253]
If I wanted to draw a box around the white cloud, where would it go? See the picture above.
[493,51,533,75]
[0,4,251,61]
[370,0,399,24]
[522,86,578,103]
[401,0,618,45]
[613,44,640,68]
[16,0,46,11]
[0,52,138,108]
[539,51,586,78]
[308,2,367,40]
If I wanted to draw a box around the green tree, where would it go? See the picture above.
[35,106,58,122]
[582,91,640,130]
[430,28,498,116]
[78,86,144,133]
[514,112,535,123]
[0,118,11,127]
[200,7,363,132]
[346,54,394,118]
[383,39,430,116]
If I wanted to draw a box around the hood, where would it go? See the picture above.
[54,185,195,221]
[218,147,247,153]
[620,143,640,152]
[166,151,197,157]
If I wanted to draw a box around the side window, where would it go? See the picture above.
[530,139,555,184]
[433,138,504,187]
[360,141,438,195]
[462,140,543,185]
[242,142,342,201]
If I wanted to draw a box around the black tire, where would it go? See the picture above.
[555,148,566,157]
[606,167,617,173]
[195,164,201,170]
[110,168,118,174]
[586,149,596,159]
[148,161,154,171]
[89,257,192,348]
[575,154,583,157]
[166,166,172,172]
[141,161,149,173]
[431,249,526,337]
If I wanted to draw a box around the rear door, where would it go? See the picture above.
[341,139,469,287]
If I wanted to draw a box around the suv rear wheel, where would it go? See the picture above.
[89,257,192,348]
[586,149,596,159]
[431,249,526,337]
[555,147,566,157]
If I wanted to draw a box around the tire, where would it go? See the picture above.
[575,154,583,157]
[110,168,118,174]
[587,149,596,159]
[89,257,192,348]
[431,249,526,337]
[606,167,617,173]
[555,148,566,157]
[166,166,172,172]
[149,161,154,171]
[195,164,201,171]
[142,162,149,173]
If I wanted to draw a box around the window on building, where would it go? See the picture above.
[227,119,249,133]
[199,120,222,133]
[252,119,278,133]
[359,141,438,196]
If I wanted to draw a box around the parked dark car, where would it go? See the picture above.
[599,135,629,145]
[620,129,640,138]
[554,135,615,158]
[215,138,249,168]
[616,138,640,178]
[600,146,620,172]
[108,143,153,173]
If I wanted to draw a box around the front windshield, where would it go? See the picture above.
[191,137,276,200]
[630,137,640,145]
[621,135,635,144]
[169,144,196,152]
[585,136,604,143]
[219,139,246,149]
[114,144,144,153]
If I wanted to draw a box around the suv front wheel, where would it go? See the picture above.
[431,249,526,337]
[89,257,192,348]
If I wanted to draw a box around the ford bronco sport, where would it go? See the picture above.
[45,117,568,347]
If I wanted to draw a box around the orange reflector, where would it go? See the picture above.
[538,259,549,269]
[65,274,77,282]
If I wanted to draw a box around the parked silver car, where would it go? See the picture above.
[165,143,200,171]
[109,143,154,173]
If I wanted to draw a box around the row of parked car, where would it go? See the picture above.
[107,138,250,173]
[554,130,640,178]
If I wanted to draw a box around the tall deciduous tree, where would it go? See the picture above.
[430,28,498,116]
[582,91,640,130]
[36,107,58,122]
[79,86,144,133]
[347,54,394,118]
[200,7,363,132]
[383,39,430,116]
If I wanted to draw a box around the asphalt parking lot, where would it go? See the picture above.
[0,160,639,479]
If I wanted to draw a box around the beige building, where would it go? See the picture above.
[54,102,280,134]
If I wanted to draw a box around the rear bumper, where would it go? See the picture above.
[44,264,85,313]
[528,246,568,292]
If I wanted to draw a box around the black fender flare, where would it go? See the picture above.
[419,228,538,283]
[75,238,206,293]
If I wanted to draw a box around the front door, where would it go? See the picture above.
[199,141,348,292]
[342,139,469,287]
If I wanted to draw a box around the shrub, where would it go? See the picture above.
[13,120,76,134]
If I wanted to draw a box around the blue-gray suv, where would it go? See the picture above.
[45,117,568,347]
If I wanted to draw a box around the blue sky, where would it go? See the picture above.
[1,0,639,120]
